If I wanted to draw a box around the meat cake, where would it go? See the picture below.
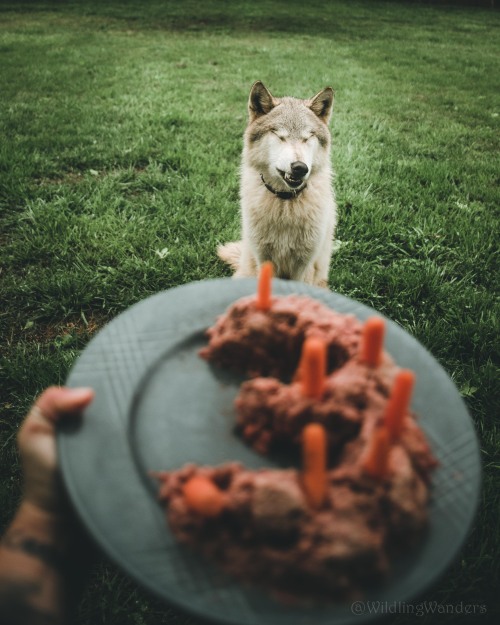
[158,278,437,602]
[156,445,430,601]
[199,294,362,380]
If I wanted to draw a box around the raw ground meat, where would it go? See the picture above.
[157,452,431,601]
[199,294,362,380]
[158,292,438,602]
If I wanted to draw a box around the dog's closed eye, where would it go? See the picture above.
[272,130,288,142]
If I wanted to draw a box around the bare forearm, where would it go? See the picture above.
[0,501,71,625]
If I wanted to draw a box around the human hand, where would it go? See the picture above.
[17,386,94,515]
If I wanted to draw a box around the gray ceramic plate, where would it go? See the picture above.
[58,278,481,625]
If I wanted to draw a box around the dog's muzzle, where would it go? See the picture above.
[279,161,309,189]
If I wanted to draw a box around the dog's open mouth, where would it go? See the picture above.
[278,170,305,189]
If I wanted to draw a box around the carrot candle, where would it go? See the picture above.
[300,337,327,399]
[384,369,415,441]
[360,317,385,367]
[302,423,327,509]
[183,475,226,517]
[363,426,391,479]
[256,261,273,311]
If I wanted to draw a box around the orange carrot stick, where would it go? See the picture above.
[360,317,385,367]
[183,475,226,517]
[256,261,273,311]
[363,426,391,479]
[384,369,415,441]
[300,337,327,398]
[302,423,327,508]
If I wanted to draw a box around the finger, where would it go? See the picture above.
[34,386,95,422]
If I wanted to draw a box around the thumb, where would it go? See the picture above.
[34,386,95,422]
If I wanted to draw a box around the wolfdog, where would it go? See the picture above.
[218,81,337,287]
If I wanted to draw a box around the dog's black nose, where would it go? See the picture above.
[290,161,309,178]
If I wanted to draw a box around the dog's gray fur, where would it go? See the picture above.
[218,81,337,287]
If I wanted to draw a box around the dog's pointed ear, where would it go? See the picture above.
[309,87,334,124]
[248,81,276,121]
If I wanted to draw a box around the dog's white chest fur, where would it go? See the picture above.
[240,170,335,283]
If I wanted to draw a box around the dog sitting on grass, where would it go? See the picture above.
[218,81,337,288]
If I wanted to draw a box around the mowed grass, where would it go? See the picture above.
[1,1,499,623]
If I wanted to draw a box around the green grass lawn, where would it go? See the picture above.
[1,0,499,623]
